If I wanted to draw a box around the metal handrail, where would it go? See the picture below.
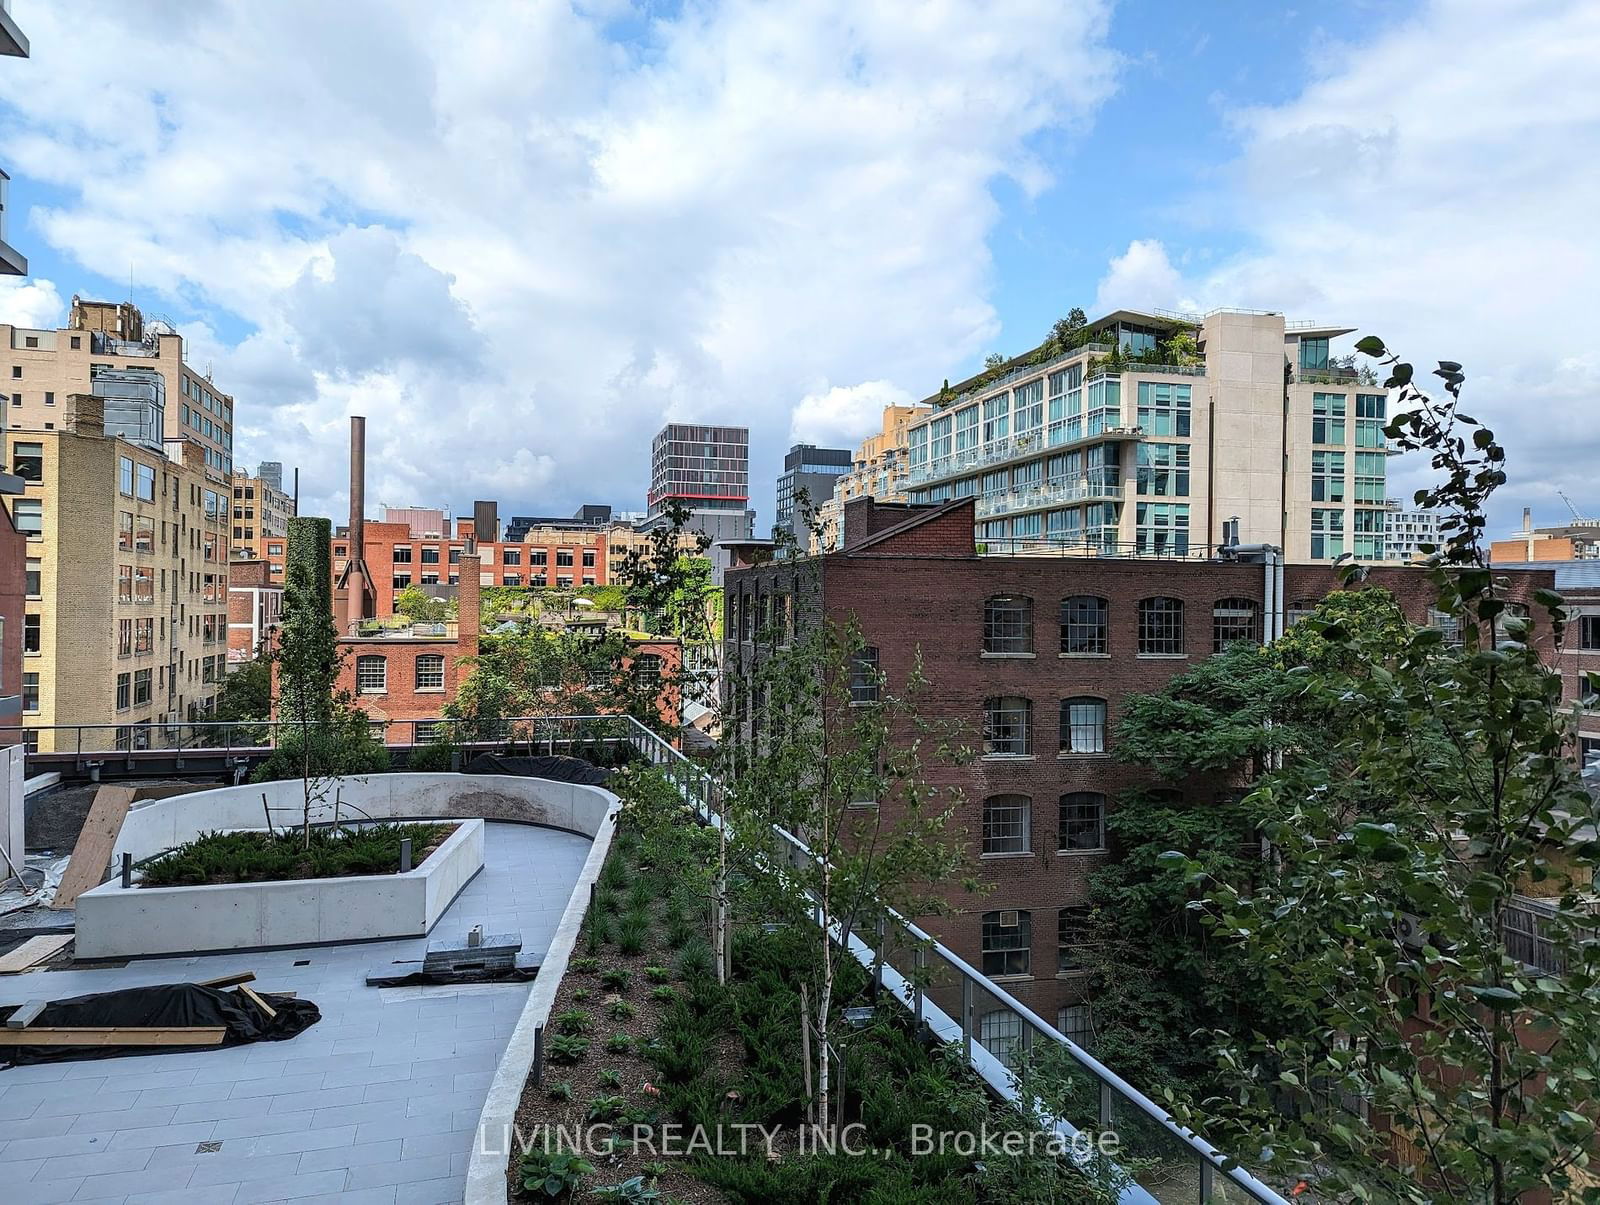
[614,714,1289,1204]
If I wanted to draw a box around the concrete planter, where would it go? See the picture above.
[75,818,485,959]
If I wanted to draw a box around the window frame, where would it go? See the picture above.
[1058,792,1107,852]
[982,695,1032,758]
[1059,697,1108,756]
[982,794,1032,856]
[1137,596,1185,655]
[982,594,1034,655]
[981,910,1032,977]
[1059,595,1108,655]
[1211,597,1260,652]
[356,654,388,694]
[415,653,446,691]
[849,646,880,704]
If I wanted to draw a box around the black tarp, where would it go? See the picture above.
[463,753,610,785]
[0,983,320,1066]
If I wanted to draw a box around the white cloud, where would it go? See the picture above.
[790,381,914,450]
[1092,239,1188,315]
[0,277,64,329]
[0,0,1119,526]
[1097,0,1600,532]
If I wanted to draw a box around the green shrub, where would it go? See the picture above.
[139,822,449,887]
[572,987,594,1003]
[675,942,713,983]
[605,1034,635,1055]
[643,965,670,983]
[648,985,676,1004]
[599,858,628,892]
[552,1009,592,1036]
[404,739,458,772]
[591,1175,661,1203]
[586,1093,628,1122]
[596,1067,623,1089]
[547,1034,590,1063]
[586,914,613,954]
[606,999,638,1021]
[520,1146,594,1199]
[600,969,633,992]
[545,1080,574,1102]
[617,912,649,956]
[595,886,620,915]
[570,957,600,973]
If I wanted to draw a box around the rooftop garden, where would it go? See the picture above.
[139,821,454,887]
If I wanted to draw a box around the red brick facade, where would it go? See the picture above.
[333,520,611,618]
[226,558,282,667]
[726,499,1559,1026]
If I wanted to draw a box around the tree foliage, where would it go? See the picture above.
[393,584,450,623]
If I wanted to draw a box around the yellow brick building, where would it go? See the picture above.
[1,397,231,752]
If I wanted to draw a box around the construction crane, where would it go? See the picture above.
[1557,489,1591,522]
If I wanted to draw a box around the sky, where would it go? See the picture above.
[1,0,1596,541]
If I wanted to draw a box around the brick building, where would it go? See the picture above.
[724,497,1557,1037]
[0,459,22,736]
[227,557,282,668]
[335,554,482,741]
[1500,560,1600,771]
[334,517,611,619]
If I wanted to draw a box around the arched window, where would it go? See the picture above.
[1059,595,1108,655]
[982,794,1031,855]
[1058,1004,1095,1051]
[415,653,445,690]
[1058,792,1106,851]
[1286,599,1320,628]
[1059,697,1107,755]
[978,1008,1024,1067]
[981,910,1031,976]
[632,653,663,689]
[1212,598,1259,652]
[983,696,1032,757]
[983,595,1033,654]
[1058,906,1092,973]
[355,655,387,694]
[1137,597,1184,655]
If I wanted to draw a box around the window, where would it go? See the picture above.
[1058,1004,1094,1050]
[1583,737,1600,769]
[23,613,40,654]
[849,646,880,704]
[1136,501,1189,556]
[1287,599,1320,627]
[983,595,1033,654]
[1138,597,1185,655]
[1212,598,1259,651]
[981,910,1031,976]
[1429,608,1463,647]
[1354,508,1385,559]
[392,574,412,590]
[1136,442,1188,496]
[978,1009,1024,1067]
[501,547,520,565]
[983,696,1032,757]
[1311,508,1346,559]
[133,669,152,706]
[557,549,574,567]
[981,391,1010,443]
[135,619,153,654]
[116,673,131,711]
[23,671,40,713]
[133,566,154,603]
[420,546,440,564]
[1311,450,1346,502]
[1013,379,1044,435]
[582,549,596,568]
[1058,792,1106,851]
[1058,907,1092,973]
[1581,615,1600,651]
[25,558,40,596]
[503,573,522,586]
[136,463,156,501]
[631,653,663,691]
[415,654,445,690]
[356,655,388,693]
[1060,595,1108,654]
[982,794,1031,855]
[1356,393,1387,448]
[118,565,133,603]
[1136,382,1191,437]
[1299,336,1330,374]
[393,545,413,563]
[118,618,133,656]
[12,498,41,537]
[10,441,42,481]
[1312,393,1347,445]
[1354,452,1386,504]
[1059,697,1107,755]
[449,546,463,564]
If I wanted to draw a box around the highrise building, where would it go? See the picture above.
[644,423,753,542]
[0,1,27,277]
[901,308,1396,563]
[4,297,236,476]
[814,404,928,552]
[1,397,232,752]
[774,443,851,548]
[1385,498,1444,563]
[230,466,296,567]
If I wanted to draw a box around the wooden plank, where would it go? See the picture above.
[0,1026,226,1047]
[236,985,276,1020]
[5,1000,48,1029]
[0,934,73,974]
[195,971,256,989]
[53,785,138,909]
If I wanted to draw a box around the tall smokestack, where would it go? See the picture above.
[347,416,368,632]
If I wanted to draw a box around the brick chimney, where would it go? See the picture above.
[63,394,104,438]
[457,553,481,661]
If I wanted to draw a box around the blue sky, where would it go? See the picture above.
[1,0,1594,539]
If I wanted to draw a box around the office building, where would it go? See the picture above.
[0,2,27,276]
[380,504,448,539]
[4,297,235,476]
[1,397,232,752]
[504,504,614,543]
[644,423,753,542]
[0,456,21,736]
[724,497,1553,1028]
[774,443,851,548]
[1492,506,1600,563]
[901,308,1396,563]
[1385,499,1444,563]
[230,465,296,570]
[226,557,282,668]
[814,403,928,552]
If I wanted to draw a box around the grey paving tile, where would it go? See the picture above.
[10,1177,85,1205]
[318,1063,415,1090]
[170,1095,280,1123]
[393,1176,465,1205]
[209,1111,315,1141]
[0,1063,73,1086]
[295,1136,402,1173]
[267,1085,364,1114]
[279,1051,374,1075]
[187,1150,303,1187]
[68,1103,179,1133]
[227,1073,329,1099]
[0,1090,41,1119]
[29,1146,155,1181]
[0,1111,78,1141]
[72,1164,197,1199]
[294,1189,398,1205]
[0,1076,111,1102]
[398,1128,475,1160]
[123,1186,241,1205]
[94,1067,200,1093]
[134,1080,236,1108]
[230,1169,349,1203]
[344,1152,450,1189]
[105,1121,218,1152]
[362,1072,454,1103]
[242,1123,359,1158]
[36,1089,144,1119]
[1,1130,126,1161]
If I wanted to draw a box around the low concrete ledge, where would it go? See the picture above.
[75,818,485,959]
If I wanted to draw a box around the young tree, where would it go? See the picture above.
[393,584,450,624]
[1170,342,1600,1203]
[211,653,272,744]
[723,613,975,1129]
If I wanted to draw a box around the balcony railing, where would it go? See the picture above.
[977,535,1207,561]
[975,477,1124,517]
[1294,365,1369,387]
[909,426,1144,487]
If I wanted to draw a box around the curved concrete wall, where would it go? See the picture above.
[105,773,614,868]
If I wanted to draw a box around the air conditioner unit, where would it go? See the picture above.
[999,910,1020,929]
[1395,913,1429,950]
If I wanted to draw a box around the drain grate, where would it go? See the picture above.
[196,1141,222,1154]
